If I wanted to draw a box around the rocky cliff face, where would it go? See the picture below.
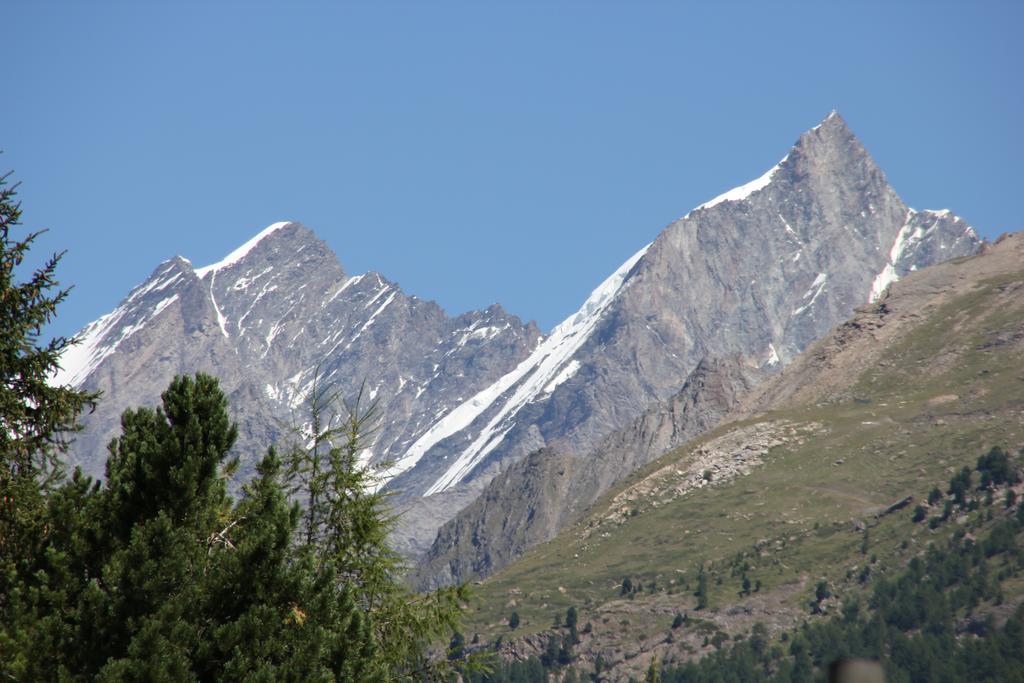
[413,356,767,588]
[58,222,542,484]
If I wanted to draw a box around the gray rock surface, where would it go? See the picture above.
[413,356,766,588]
[59,222,541,486]
[397,112,980,558]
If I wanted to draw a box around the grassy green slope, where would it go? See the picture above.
[459,235,1024,679]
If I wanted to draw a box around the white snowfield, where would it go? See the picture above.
[194,222,291,278]
[51,262,186,388]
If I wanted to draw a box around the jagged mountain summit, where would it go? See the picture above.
[390,111,980,554]
[57,222,542,486]
[58,112,980,559]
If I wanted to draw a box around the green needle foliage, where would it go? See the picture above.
[4,371,466,680]
[284,371,468,680]
[0,169,98,585]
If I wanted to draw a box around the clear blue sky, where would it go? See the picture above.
[7,1,1022,339]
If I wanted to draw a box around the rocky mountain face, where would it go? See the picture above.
[401,112,981,566]
[58,222,542,484]
[58,112,981,562]
[413,356,767,589]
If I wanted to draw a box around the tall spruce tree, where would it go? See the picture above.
[0,169,97,679]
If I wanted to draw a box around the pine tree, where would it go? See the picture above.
[645,656,661,683]
[69,374,244,677]
[0,169,98,680]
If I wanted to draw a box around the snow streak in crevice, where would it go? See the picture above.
[402,242,652,496]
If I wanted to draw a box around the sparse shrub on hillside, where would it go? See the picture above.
[695,570,709,610]
[978,446,1020,489]
[950,466,973,505]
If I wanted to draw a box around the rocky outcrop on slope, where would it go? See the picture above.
[413,356,766,588]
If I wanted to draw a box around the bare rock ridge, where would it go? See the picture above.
[413,356,767,589]
[58,113,981,558]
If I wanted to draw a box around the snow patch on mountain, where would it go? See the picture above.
[762,343,780,368]
[544,359,581,394]
[868,209,943,303]
[208,271,230,338]
[421,242,651,495]
[194,222,291,278]
[324,274,365,306]
[792,272,828,317]
[345,290,397,349]
[696,155,788,211]
[53,266,184,388]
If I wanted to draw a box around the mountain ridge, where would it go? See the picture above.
[403,111,981,565]
[56,112,982,559]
